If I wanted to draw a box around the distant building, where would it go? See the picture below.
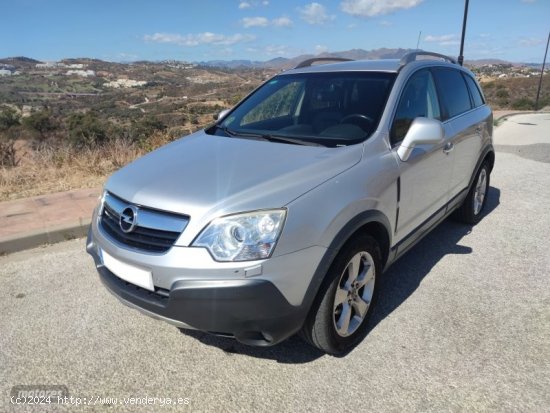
[104,79,147,88]
[36,62,67,68]
[0,69,12,76]
[66,69,96,77]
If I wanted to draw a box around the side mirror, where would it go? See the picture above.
[397,118,444,162]
[213,108,231,121]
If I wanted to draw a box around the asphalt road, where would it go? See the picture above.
[1,113,549,412]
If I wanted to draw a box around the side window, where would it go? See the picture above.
[241,81,302,125]
[390,69,441,145]
[433,68,472,119]
[463,74,485,107]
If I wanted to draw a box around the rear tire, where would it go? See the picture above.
[300,234,381,355]
[453,162,490,225]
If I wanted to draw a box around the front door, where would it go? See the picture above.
[390,69,454,244]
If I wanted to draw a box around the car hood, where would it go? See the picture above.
[105,130,361,235]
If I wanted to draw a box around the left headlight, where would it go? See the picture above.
[192,209,286,262]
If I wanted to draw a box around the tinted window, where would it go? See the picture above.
[214,72,395,146]
[242,81,302,125]
[463,74,485,107]
[391,69,441,145]
[433,68,472,119]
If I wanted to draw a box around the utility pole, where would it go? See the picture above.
[416,31,422,50]
[535,31,550,111]
[458,0,470,66]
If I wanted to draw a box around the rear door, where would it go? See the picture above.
[432,68,484,199]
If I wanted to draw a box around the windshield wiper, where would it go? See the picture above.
[218,125,325,147]
[261,134,325,147]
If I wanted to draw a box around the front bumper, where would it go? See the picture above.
[86,228,310,346]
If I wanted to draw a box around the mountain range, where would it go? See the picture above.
[196,48,518,69]
[1,48,525,70]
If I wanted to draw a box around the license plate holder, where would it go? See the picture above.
[100,249,154,291]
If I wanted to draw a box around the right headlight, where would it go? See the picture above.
[192,209,286,262]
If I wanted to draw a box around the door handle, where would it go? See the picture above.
[443,142,454,154]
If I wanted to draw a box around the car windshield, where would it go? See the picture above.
[208,71,396,147]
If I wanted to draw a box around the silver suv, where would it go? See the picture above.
[87,51,494,355]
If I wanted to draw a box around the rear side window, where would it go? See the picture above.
[433,68,472,119]
[463,74,485,107]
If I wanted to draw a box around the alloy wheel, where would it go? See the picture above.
[333,251,376,337]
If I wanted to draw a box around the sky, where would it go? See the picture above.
[1,0,549,63]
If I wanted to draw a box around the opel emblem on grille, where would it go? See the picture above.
[119,206,138,233]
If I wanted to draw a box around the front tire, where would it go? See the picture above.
[301,234,381,355]
[453,162,490,225]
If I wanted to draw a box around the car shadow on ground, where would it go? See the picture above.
[180,187,501,363]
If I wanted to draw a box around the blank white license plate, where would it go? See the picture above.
[101,249,154,291]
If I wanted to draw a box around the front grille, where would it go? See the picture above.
[99,192,189,253]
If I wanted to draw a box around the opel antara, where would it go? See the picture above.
[87,51,494,354]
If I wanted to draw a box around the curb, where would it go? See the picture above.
[0,218,91,255]
[494,111,549,123]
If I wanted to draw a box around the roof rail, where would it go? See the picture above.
[294,57,353,69]
[400,50,457,67]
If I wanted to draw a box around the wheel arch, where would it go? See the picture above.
[484,148,495,172]
[301,210,392,313]
[471,145,495,187]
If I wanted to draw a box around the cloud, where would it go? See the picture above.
[299,3,334,25]
[340,0,423,17]
[425,34,456,42]
[272,16,293,27]
[424,34,460,46]
[241,17,269,27]
[118,52,138,60]
[265,45,292,56]
[518,37,544,47]
[238,0,269,9]
[219,47,234,56]
[315,44,329,54]
[241,16,293,28]
[143,32,255,47]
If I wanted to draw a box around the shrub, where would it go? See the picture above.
[129,116,166,145]
[0,140,18,167]
[496,89,509,99]
[511,98,534,110]
[67,111,110,148]
[22,110,56,140]
[0,107,20,131]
